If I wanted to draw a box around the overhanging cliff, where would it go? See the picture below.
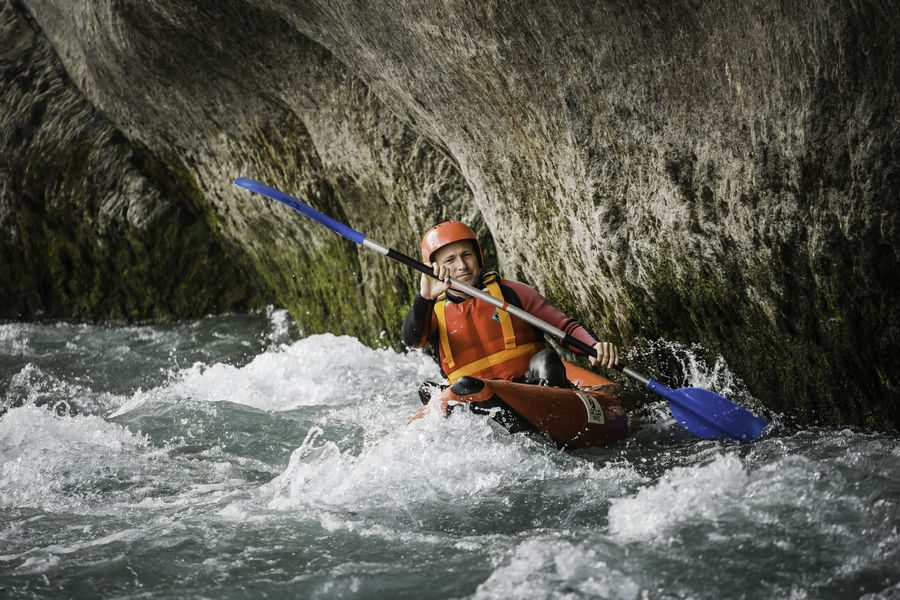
[3,0,898,429]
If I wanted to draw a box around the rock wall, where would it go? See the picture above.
[285,0,900,429]
[4,0,486,338]
[4,0,899,429]
[0,1,269,320]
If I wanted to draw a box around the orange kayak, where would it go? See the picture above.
[411,361,629,449]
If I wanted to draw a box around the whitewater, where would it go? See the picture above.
[1,309,898,599]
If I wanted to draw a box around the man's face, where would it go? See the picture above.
[433,240,481,287]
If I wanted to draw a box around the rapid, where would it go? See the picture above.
[1,310,898,599]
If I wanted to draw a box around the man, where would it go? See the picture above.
[402,221,618,387]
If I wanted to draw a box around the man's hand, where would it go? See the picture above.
[420,262,451,300]
[589,341,619,369]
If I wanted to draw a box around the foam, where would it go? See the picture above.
[265,306,294,346]
[5,363,125,416]
[474,538,641,600]
[113,333,441,415]
[607,453,749,542]
[0,405,154,509]
[0,323,33,356]
[263,407,642,523]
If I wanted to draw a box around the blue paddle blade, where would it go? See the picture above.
[647,380,768,443]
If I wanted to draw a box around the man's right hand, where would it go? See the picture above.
[420,262,451,299]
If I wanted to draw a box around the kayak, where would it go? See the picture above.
[412,361,629,449]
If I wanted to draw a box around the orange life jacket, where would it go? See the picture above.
[433,273,544,383]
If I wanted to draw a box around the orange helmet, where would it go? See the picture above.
[420,221,484,266]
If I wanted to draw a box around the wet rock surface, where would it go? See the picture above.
[2,0,898,429]
[0,1,269,320]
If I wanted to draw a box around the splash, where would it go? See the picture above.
[0,405,156,509]
[474,538,641,600]
[607,453,749,542]
[4,363,124,416]
[0,323,33,356]
[113,333,441,415]
[627,339,748,394]
[625,338,774,426]
[262,406,643,529]
[264,306,296,347]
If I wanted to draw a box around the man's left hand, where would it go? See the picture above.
[590,342,619,369]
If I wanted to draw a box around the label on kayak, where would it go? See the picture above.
[576,391,606,425]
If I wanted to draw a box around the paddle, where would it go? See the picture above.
[233,177,769,443]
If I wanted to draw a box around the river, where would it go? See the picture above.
[1,309,898,599]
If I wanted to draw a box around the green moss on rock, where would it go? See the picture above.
[613,242,900,432]
[0,135,270,322]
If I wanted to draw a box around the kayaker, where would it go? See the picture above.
[402,221,618,387]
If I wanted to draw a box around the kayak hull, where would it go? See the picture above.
[414,361,629,449]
